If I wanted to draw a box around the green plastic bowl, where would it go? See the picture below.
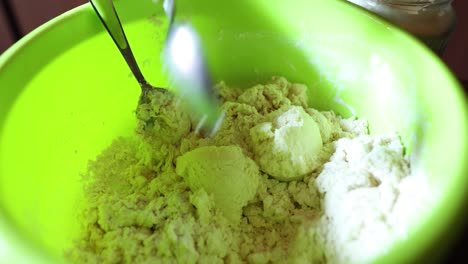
[0,0,467,263]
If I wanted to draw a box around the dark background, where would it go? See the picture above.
[0,0,467,262]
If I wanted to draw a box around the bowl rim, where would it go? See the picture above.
[0,5,92,263]
[0,4,88,72]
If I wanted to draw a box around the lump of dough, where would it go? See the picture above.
[176,145,260,224]
[250,106,323,181]
[136,89,191,144]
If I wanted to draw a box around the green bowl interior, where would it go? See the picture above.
[0,0,467,263]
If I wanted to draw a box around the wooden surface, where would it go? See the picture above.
[442,0,468,80]
[8,0,86,35]
[0,2,14,52]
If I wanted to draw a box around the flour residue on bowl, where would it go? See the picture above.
[67,77,430,264]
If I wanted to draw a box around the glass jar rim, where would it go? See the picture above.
[379,0,452,5]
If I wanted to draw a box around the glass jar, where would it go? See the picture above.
[347,0,456,54]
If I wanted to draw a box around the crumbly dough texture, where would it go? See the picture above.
[250,106,323,181]
[67,76,426,264]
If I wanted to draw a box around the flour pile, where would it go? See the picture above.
[67,77,429,263]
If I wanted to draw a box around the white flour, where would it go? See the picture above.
[314,134,431,263]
